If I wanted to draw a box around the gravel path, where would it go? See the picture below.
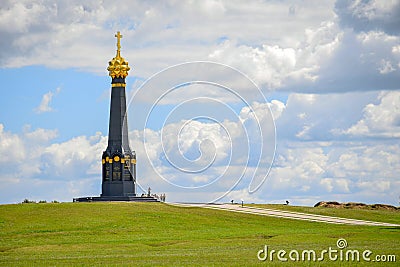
[171,203,400,227]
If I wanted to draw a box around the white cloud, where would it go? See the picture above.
[34,87,60,114]
[320,178,334,192]
[0,124,106,180]
[41,132,106,178]
[23,125,58,143]
[130,92,399,205]
[328,144,400,179]
[1,1,400,206]
[341,91,400,137]
[319,178,350,193]
[0,124,107,202]
[4,86,399,205]
[259,140,399,205]
[379,59,396,74]
[134,99,275,195]
[268,100,286,120]
[241,89,400,205]
[209,41,299,89]
[160,119,230,169]
[1,0,398,94]
[357,30,399,75]
[0,1,48,33]
[0,124,26,163]
[276,92,378,140]
[357,180,391,193]
[1,89,400,205]
[208,20,343,91]
[335,0,400,34]
[207,18,400,93]
[347,0,397,20]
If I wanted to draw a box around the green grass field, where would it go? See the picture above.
[0,202,398,266]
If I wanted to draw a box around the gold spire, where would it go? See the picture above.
[107,31,130,79]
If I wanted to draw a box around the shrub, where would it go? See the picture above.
[22,199,36,204]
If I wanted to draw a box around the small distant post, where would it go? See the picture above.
[241,199,244,207]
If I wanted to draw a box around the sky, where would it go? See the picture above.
[0,0,399,205]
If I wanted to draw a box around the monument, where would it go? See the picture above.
[74,32,157,202]
[101,31,136,198]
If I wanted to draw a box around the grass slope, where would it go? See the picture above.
[0,202,398,266]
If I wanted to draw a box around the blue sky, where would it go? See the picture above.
[0,0,399,205]
[0,67,108,139]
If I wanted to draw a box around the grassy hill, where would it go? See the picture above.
[0,202,398,266]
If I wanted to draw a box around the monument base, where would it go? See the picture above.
[73,196,159,202]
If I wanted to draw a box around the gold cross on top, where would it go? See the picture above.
[115,31,122,52]
[108,31,130,78]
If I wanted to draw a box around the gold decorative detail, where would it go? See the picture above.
[111,83,126,87]
[106,156,109,161]
[131,159,136,164]
[107,31,130,78]
[113,172,121,180]
[102,159,105,164]
[109,159,113,163]
[114,156,120,162]
[121,158,125,164]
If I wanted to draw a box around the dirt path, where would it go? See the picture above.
[171,203,400,227]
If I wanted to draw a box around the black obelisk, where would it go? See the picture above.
[101,31,136,197]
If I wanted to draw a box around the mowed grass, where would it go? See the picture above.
[0,202,398,266]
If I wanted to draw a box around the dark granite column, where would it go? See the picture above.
[101,31,136,197]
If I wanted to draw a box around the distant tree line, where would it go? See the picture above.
[21,199,59,204]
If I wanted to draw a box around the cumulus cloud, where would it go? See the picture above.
[23,125,58,143]
[270,90,399,142]
[130,99,275,199]
[208,20,400,93]
[1,1,399,205]
[130,91,399,204]
[1,88,400,205]
[41,133,106,178]
[339,91,400,137]
[0,124,107,202]
[209,41,299,89]
[259,140,400,205]
[1,0,398,95]
[244,90,400,205]
[335,0,400,35]
[276,91,378,140]
[0,124,26,163]
[208,20,343,91]
[34,87,60,114]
